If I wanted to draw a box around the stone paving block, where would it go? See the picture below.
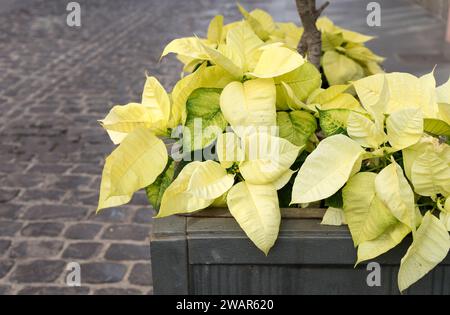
[27,164,71,174]
[101,224,150,241]
[62,242,102,259]
[64,223,102,240]
[9,240,64,258]
[105,243,150,261]
[0,188,20,203]
[19,189,64,202]
[24,205,88,220]
[0,239,12,254]
[10,260,66,283]
[0,203,23,220]
[133,208,154,224]
[17,286,90,295]
[89,208,130,223]
[20,222,65,237]
[0,221,22,236]
[81,262,127,284]
[0,260,14,279]
[94,287,142,295]
[128,263,152,286]
[0,285,11,295]
[53,175,92,190]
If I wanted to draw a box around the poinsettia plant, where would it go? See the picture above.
[96,5,450,292]
[292,71,450,291]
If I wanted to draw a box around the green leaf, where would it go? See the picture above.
[321,31,344,51]
[342,172,398,246]
[344,44,384,63]
[276,111,317,147]
[325,189,343,208]
[424,118,450,137]
[145,158,175,211]
[318,108,351,136]
[183,88,228,151]
[398,212,450,292]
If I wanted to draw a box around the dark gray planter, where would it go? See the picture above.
[150,208,450,295]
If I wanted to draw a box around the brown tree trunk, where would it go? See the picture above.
[296,0,329,69]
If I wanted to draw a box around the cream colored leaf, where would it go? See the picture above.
[291,134,364,204]
[440,211,450,231]
[354,72,438,117]
[99,103,166,136]
[141,76,170,123]
[227,182,280,255]
[280,82,310,111]
[157,161,215,217]
[240,133,301,185]
[220,79,276,137]
[250,46,305,78]
[402,135,442,181]
[97,154,132,212]
[237,4,271,41]
[274,62,321,109]
[342,172,398,246]
[340,29,374,43]
[105,130,128,145]
[186,160,235,199]
[322,51,364,85]
[200,42,243,79]
[311,85,350,105]
[357,222,411,264]
[161,37,210,60]
[226,22,264,72]
[411,151,450,197]
[272,168,296,190]
[319,93,365,113]
[347,111,386,148]
[170,64,234,126]
[321,207,347,226]
[375,160,417,231]
[386,108,423,150]
[97,128,168,211]
[207,15,224,44]
[216,132,245,169]
[398,212,450,292]
[436,76,450,104]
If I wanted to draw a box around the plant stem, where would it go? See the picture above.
[295,0,329,69]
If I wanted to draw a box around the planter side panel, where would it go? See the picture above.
[151,215,189,294]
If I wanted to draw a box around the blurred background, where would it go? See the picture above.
[0,0,449,295]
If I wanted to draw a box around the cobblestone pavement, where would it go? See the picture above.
[0,0,448,295]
